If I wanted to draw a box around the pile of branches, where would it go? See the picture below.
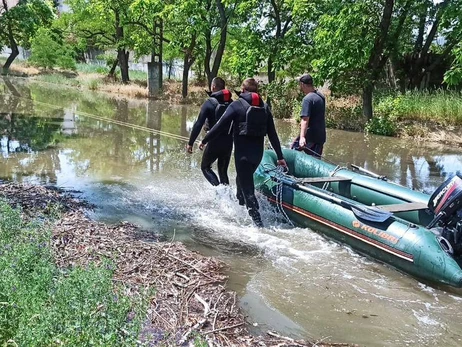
[0,183,356,347]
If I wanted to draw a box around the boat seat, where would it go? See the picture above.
[297,176,352,184]
[376,202,428,213]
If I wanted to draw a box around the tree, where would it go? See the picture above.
[228,0,310,83]
[64,0,133,83]
[163,0,205,98]
[312,0,412,119]
[395,0,462,90]
[202,0,233,85]
[127,0,166,95]
[0,0,55,74]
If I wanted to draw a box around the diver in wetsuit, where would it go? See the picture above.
[187,77,233,186]
[199,78,287,227]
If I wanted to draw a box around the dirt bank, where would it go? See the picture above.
[0,183,355,347]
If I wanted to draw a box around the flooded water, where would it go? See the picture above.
[1,76,462,346]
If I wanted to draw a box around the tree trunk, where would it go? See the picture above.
[182,53,191,98]
[361,0,394,118]
[182,35,197,98]
[204,0,228,86]
[2,24,19,74]
[362,83,374,120]
[118,49,130,84]
[210,0,228,80]
[115,10,129,83]
[267,56,276,83]
[108,59,118,78]
[168,59,173,79]
[204,30,213,86]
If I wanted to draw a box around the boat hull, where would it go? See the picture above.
[255,149,462,288]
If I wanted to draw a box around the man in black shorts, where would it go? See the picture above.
[291,74,326,157]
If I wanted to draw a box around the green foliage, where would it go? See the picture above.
[444,45,462,86]
[29,28,76,70]
[87,79,100,90]
[0,0,55,49]
[364,114,398,137]
[325,99,365,132]
[263,79,301,119]
[0,201,148,346]
[312,0,379,93]
[76,63,109,75]
[227,0,311,81]
[364,90,462,136]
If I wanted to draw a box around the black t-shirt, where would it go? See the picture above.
[301,90,326,144]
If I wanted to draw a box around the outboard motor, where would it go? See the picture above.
[428,174,462,256]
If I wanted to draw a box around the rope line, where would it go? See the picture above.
[0,92,198,143]
[322,164,348,190]
[262,163,294,226]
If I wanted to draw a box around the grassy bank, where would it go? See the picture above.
[0,201,147,346]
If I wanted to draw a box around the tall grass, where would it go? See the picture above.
[0,201,148,346]
[383,91,462,125]
[35,73,81,87]
[76,63,109,75]
[365,90,462,135]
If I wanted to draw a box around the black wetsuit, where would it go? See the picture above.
[202,92,284,226]
[188,90,233,186]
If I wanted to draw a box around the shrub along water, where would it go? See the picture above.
[0,201,148,346]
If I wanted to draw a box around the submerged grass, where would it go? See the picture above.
[0,201,148,346]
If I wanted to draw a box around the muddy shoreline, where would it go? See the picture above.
[0,183,356,346]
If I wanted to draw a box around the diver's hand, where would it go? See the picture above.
[299,136,306,148]
[199,142,205,150]
[277,159,288,172]
[186,145,193,154]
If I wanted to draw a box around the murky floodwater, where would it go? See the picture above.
[1,77,462,346]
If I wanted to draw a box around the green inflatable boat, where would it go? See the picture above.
[255,149,462,288]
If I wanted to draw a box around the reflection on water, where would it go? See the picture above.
[1,77,462,346]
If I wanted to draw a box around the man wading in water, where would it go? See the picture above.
[187,77,233,186]
[199,78,287,227]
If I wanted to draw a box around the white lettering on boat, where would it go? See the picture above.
[352,220,398,244]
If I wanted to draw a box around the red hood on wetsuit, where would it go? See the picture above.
[210,89,232,103]
[201,90,284,161]
[238,92,264,107]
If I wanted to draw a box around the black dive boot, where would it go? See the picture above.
[247,196,263,227]
[248,208,264,228]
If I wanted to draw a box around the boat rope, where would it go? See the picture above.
[0,92,197,143]
[262,163,294,226]
[322,164,348,190]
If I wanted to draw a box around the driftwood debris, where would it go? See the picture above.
[0,183,357,347]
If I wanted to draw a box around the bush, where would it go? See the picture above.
[364,114,398,136]
[29,28,76,71]
[263,79,302,119]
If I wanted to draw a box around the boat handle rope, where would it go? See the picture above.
[323,164,348,190]
[262,164,294,226]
